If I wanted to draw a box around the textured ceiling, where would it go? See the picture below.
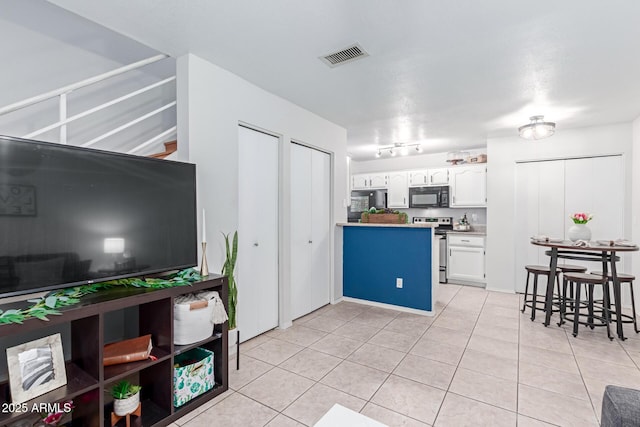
[49,0,640,159]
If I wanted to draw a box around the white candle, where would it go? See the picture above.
[202,208,207,243]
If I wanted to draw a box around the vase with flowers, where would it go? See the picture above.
[568,212,593,242]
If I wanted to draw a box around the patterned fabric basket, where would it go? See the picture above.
[173,347,215,407]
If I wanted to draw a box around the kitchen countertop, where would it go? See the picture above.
[337,222,438,228]
[447,230,486,236]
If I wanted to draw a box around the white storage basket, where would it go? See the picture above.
[174,291,227,345]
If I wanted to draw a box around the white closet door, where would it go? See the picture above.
[238,126,279,341]
[515,160,564,292]
[290,143,331,319]
[290,144,313,319]
[310,148,331,312]
[515,162,541,292]
[565,156,624,272]
[514,155,625,293]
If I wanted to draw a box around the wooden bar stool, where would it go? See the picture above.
[562,272,612,339]
[521,265,561,321]
[591,271,639,334]
[558,264,587,312]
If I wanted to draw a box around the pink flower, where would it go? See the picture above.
[43,412,63,425]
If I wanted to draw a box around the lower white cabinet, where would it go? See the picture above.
[447,235,486,284]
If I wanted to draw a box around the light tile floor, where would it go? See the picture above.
[175,284,640,426]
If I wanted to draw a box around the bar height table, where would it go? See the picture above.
[531,240,638,340]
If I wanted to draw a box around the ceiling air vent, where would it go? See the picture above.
[320,43,369,68]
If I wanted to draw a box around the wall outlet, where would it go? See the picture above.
[396,278,403,288]
[471,213,478,222]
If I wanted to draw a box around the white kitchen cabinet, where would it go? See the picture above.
[408,169,429,187]
[447,234,485,284]
[351,173,370,190]
[450,165,487,207]
[351,172,388,189]
[369,172,388,189]
[428,168,449,185]
[291,143,331,320]
[387,171,409,208]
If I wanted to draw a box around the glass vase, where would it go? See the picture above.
[568,223,591,242]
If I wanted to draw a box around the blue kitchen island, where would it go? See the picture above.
[340,223,440,315]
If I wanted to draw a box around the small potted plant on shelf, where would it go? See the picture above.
[110,380,141,416]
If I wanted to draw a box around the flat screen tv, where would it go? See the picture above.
[0,135,197,298]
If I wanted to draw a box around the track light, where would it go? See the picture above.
[373,142,422,158]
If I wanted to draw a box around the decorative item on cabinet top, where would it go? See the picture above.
[6,333,67,404]
[361,208,408,224]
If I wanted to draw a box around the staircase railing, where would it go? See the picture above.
[0,54,176,155]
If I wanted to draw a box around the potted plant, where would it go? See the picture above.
[222,231,238,349]
[361,208,408,224]
[110,380,141,416]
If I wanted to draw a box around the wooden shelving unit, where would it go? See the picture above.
[0,274,228,427]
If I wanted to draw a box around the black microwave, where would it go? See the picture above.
[409,186,449,208]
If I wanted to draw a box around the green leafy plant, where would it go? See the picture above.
[222,231,238,330]
[110,381,141,399]
[0,268,201,325]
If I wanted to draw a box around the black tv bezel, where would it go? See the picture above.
[0,135,198,299]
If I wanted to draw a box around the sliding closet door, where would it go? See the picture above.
[514,155,625,293]
[290,143,331,319]
[290,144,313,319]
[238,126,279,341]
[310,148,331,312]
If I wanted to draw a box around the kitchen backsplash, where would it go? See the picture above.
[400,207,487,225]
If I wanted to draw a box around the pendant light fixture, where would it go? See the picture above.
[518,115,556,140]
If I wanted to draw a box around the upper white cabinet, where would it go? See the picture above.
[387,171,409,208]
[351,173,369,190]
[450,165,487,207]
[369,173,388,189]
[408,169,429,187]
[428,168,449,185]
[351,173,388,190]
[409,168,449,186]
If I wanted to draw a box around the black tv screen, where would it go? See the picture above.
[0,136,197,298]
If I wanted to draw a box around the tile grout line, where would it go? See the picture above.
[431,287,489,425]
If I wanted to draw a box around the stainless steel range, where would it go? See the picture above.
[413,216,453,283]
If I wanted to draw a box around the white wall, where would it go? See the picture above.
[486,123,633,293]
[632,118,640,306]
[177,54,348,329]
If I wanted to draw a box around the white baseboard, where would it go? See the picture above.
[341,297,434,317]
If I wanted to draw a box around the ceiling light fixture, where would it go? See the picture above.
[374,142,423,158]
[518,115,556,140]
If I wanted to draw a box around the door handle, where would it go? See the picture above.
[369,179,372,186]
[430,176,433,183]
[308,240,313,244]
[253,243,259,247]
[403,197,406,205]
